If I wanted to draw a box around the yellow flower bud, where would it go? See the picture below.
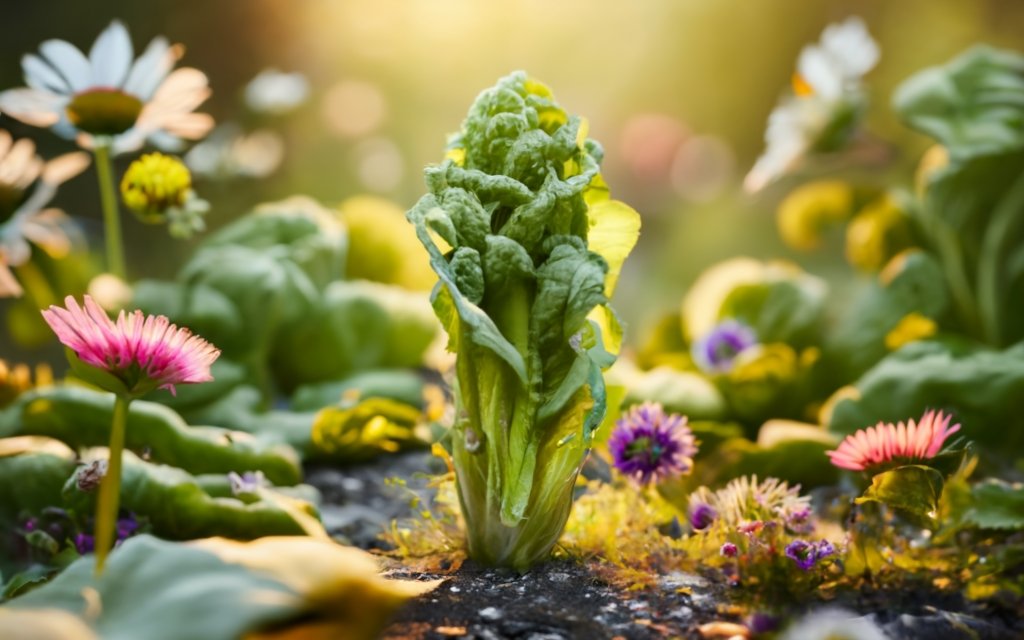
[0,359,52,408]
[845,194,914,272]
[120,153,193,223]
[885,312,938,351]
[776,180,853,251]
[915,145,949,196]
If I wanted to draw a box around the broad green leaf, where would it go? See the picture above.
[825,337,1024,450]
[2,386,302,485]
[964,480,1024,530]
[855,465,945,528]
[62,449,324,540]
[4,535,438,640]
[0,437,77,517]
[894,45,1024,158]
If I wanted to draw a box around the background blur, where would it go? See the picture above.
[3,0,1024,355]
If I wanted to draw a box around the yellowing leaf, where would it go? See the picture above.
[587,199,641,296]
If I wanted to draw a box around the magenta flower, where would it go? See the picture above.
[720,542,738,558]
[826,410,961,472]
[609,402,697,485]
[40,294,218,575]
[41,295,219,396]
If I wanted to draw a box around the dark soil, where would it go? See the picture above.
[306,452,1024,640]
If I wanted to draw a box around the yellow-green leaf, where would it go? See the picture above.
[587,199,641,296]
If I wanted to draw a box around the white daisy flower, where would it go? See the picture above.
[244,69,310,115]
[745,17,880,192]
[0,130,89,297]
[0,20,214,156]
[780,608,889,640]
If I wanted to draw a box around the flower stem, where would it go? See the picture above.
[94,142,126,280]
[94,394,130,576]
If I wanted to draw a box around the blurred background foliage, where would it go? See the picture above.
[2,0,1024,359]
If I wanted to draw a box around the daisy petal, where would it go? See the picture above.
[89,21,134,88]
[123,37,175,100]
[0,88,64,127]
[22,54,70,94]
[39,39,92,92]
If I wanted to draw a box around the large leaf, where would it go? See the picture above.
[825,337,1024,450]
[62,448,325,540]
[894,45,1024,158]
[3,535,438,640]
[825,250,949,383]
[856,465,945,528]
[270,280,439,391]
[0,386,302,485]
[0,437,77,517]
[682,258,826,347]
[964,480,1024,530]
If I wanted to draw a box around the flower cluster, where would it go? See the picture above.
[827,409,960,472]
[609,402,698,485]
[687,475,812,532]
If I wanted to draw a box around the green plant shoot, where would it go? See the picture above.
[406,72,640,569]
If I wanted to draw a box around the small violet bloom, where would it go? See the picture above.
[609,402,697,485]
[785,539,836,570]
[720,542,738,558]
[827,409,961,472]
[228,470,266,496]
[689,502,717,530]
[74,533,95,555]
[692,319,757,374]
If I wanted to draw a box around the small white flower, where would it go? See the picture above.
[244,69,309,115]
[745,17,880,192]
[0,20,213,155]
[0,130,89,297]
[185,123,284,179]
[781,608,889,640]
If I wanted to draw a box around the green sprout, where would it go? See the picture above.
[406,72,640,569]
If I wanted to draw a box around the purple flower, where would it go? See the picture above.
[608,402,697,485]
[746,612,781,634]
[22,517,38,532]
[228,470,266,496]
[720,542,738,558]
[692,319,757,373]
[74,533,95,555]
[816,540,836,559]
[688,502,717,531]
[785,506,813,534]
[785,539,818,570]
[116,514,139,541]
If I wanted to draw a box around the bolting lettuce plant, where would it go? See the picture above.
[406,72,640,569]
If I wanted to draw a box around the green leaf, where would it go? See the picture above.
[964,480,1024,530]
[824,250,949,383]
[855,465,945,528]
[894,45,1024,158]
[3,535,437,640]
[3,386,302,485]
[62,449,324,540]
[0,437,77,518]
[825,337,1024,450]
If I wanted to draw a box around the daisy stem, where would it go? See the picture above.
[94,394,131,576]
[94,142,126,280]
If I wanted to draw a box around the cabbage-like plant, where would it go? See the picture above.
[406,72,640,569]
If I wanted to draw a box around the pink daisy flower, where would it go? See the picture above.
[826,410,961,472]
[41,294,219,396]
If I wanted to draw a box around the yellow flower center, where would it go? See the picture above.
[791,73,815,97]
[120,153,192,223]
[66,89,144,137]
